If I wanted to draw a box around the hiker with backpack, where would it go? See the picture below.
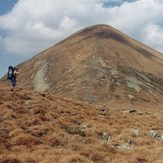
[7,66,20,91]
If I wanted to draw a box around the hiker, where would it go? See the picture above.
[8,66,20,91]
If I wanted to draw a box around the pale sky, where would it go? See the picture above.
[0,0,163,77]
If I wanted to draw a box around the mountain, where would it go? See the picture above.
[7,25,163,109]
[0,24,163,162]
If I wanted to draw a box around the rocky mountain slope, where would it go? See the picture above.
[0,24,163,162]
[14,24,163,110]
[0,82,163,163]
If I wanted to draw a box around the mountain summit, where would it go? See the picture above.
[16,24,163,108]
[1,25,163,162]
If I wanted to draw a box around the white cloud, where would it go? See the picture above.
[142,24,163,52]
[107,0,163,52]
[0,35,3,48]
[107,0,163,35]
[0,0,163,57]
[60,16,76,30]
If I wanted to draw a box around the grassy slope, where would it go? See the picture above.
[0,82,163,163]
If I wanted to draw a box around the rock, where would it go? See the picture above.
[129,109,137,113]
[102,132,111,141]
[156,133,163,140]
[116,140,133,151]
[149,130,163,140]
[132,129,139,136]
[149,130,158,138]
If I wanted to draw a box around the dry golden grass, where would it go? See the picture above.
[0,82,163,163]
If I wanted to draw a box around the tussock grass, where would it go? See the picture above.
[10,133,42,146]
[0,85,162,162]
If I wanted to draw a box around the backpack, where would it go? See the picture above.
[7,66,15,79]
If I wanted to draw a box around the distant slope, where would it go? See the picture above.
[8,24,163,107]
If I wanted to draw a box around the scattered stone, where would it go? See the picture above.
[149,130,158,138]
[116,140,133,151]
[128,94,136,99]
[100,108,109,113]
[132,129,139,136]
[149,130,163,140]
[129,109,137,113]
[127,139,132,145]
[81,125,87,129]
[101,132,111,141]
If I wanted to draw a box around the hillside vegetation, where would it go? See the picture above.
[0,82,163,163]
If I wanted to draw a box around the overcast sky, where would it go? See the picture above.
[0,0,163,77]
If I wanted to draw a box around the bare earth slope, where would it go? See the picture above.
[0,82,163,163]
[15,24,163,111]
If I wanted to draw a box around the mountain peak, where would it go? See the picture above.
[59,24,127,45]
[5,24,163,109]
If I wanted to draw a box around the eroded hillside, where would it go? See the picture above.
[0,82,163,163]
[15,25,163,107]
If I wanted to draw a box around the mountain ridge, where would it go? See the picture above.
[2,24,163,110]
